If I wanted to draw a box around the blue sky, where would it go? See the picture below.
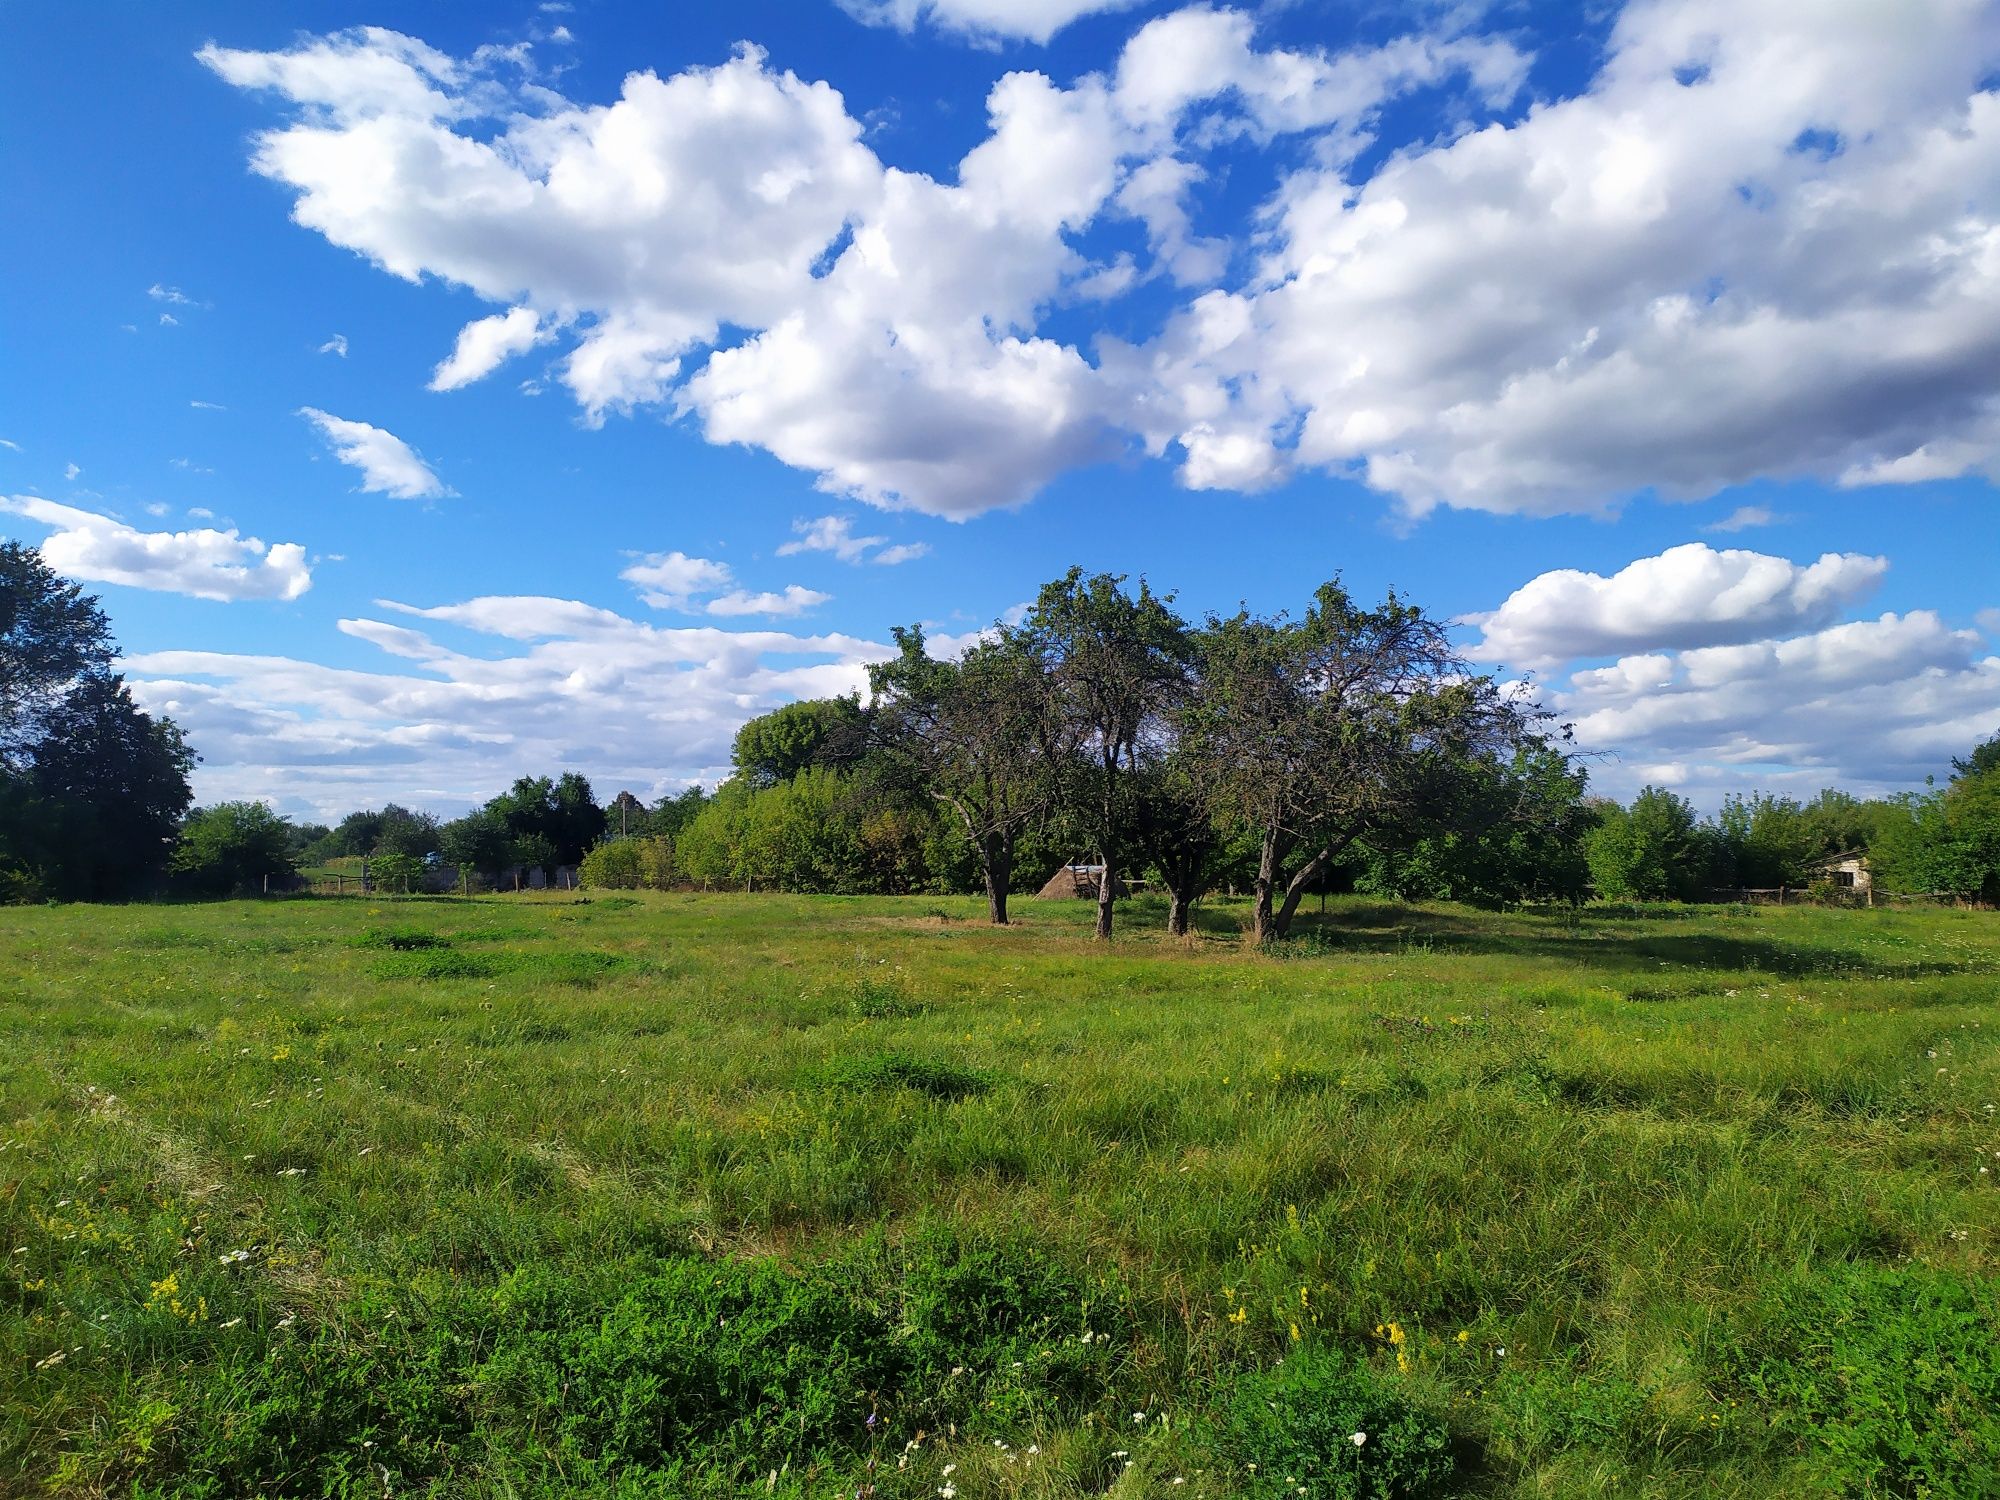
[3,0,1997,819]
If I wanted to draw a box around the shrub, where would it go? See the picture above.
[1222,1344,1455,1500]
[170,802,298,895]
[579,836,676,891]
[1730,1262,2000,1496]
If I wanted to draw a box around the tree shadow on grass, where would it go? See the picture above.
[1256,903,1993,984]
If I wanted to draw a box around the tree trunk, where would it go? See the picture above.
[1167,890,1190,936]
[1271,850,1328,939]
[982,831,1013,925]
[1251,827,1281,943]
[1094,843,1115,941]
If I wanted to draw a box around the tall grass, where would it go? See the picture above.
[2,893,1995,1495]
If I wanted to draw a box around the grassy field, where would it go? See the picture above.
[3,892,1997,1498]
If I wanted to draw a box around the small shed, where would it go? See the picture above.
[1808,851,1872,894]
[1036,862,1125,899]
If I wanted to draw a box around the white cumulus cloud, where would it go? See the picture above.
[1465,542,1888,669]
[299,407,451,499]
[0,496,311,602]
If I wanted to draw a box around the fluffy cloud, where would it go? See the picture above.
[203,10,1520,517]
[122,595,886,814]
[1557,610,2000,799]
[837,0,1141,45]
[0,496,311,602]
[318,333,349,357]
[428,306,546,391]
[1464,542,1888,668]
[299,407,451,499]
[207,6,2000,523]
[1134,0,2000,515]
[776,513,926,565]
[619,550,829,617]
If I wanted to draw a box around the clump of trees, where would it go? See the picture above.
[1872,737,2000,903]
[0,543,194,900]
[642,570,1577,938]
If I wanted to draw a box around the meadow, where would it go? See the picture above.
[3,892,1997,1498]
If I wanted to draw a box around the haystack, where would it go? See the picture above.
[1035,862,1125,899]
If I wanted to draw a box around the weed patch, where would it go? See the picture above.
[810,1050,994,1101]
[1220,1343,1455,1499]
[1729,1262,2000,1496]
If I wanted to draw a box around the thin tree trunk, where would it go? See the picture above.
[1094,844,1115,940]
[1271,851,1327,939]
[1167,889,1190,937]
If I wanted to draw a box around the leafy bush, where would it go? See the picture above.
[170,801,299,896]
[1222,1344,1455,1500]
[579,836,676,891]
[1730,1262,2000,1496]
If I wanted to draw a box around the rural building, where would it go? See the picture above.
[1808,851,1872,894]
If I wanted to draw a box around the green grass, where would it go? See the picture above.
[2,891,1997,1497]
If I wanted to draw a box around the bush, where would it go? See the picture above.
[579,835,675,891]
[367,851,424,894]
[1730,1263,2000,1496]
[170,802,298,896]
[1222,1344,1455,1500]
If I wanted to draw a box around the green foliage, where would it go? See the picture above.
[1222,1344,1454,1499]
[439,806,512,877]
[367,851,425,894]
[731,696,865,787]
[487,772,606,868]
[1585,785,1707,900]
[578,835,676,891]
[1715,792,1820,888]
[1731,1263,2000,1496]
[0,542,193,902]
[1872,769,2000,902]
[171,802,299,895]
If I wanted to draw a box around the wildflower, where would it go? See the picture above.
[1229,1306,1249,1324]
[1134,1411,1147,1423]
[1289,1321,1302,1341]
[278,1167,305,1178]
[939,1487,956,1500]
[1351,1431,1367,1447]
[35,1350,65,1370]
[220,1317,244,1329]
[1456,1330,1470,1344]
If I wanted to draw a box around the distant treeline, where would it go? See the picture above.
[4,547,1997,915]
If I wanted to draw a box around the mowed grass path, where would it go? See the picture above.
[3,894,1997,1497]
